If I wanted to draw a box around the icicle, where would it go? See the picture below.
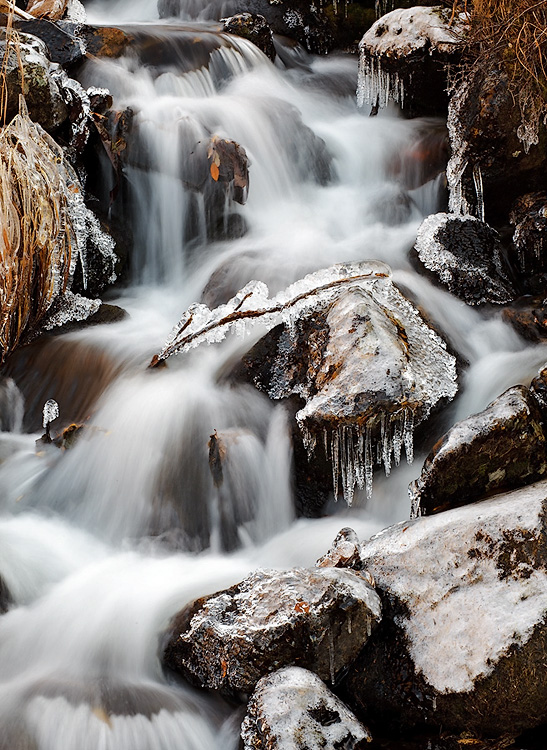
[355,429,365,490]
[357,57,404,111]
[403,408,414,464]
[381,412,392,476]
[392,412,403,466]
[328,629,336,683]
[472,164,484,222]
[364,425,373,500]
[331,428,340,501]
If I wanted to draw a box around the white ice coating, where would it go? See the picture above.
[414,213,477,285]
[357,7,465,110]
[157,261,392,361]
[42,399,59,429]
[241,667,371,750]
[42,292,102,331]
[362,481,547,693]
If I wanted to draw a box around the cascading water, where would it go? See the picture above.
[0,1,545,747]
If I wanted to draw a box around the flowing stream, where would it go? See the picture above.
[0,1,546,746]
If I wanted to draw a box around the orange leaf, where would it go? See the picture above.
[210,162,220,181]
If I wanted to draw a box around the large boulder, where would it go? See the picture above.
[357,6,466,117]
[343,480,547,736]
[241,267,458,504]
[409,385,547,517]
[412,213,515,305]
[241,667,372,750]
[163,567,381,694]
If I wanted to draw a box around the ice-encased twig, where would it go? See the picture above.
[149,261,392,367]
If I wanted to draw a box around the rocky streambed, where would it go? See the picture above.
[0,0,546,748]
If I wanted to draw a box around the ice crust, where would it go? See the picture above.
[362,481,547,693]
[357,7,465,110]
[241,667,371,750]
[43,292,101,331]
[42,399,59,429]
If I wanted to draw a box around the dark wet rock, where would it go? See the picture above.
[510,192,547,275]
[530,365,547,422]
[316,527,365,571]
[0,574,13,614]
[502,297,547,343]
[9,19,84,66]
[241,667,372,750]
[447,68,547,226]
[358,6,466,118]
[343,480,547,736]
[0,31,68,130]
[409,386,547,517]
[79,25,134,58]
[222,13,276,61]
[163,566,381,694]
[412,213,515,305]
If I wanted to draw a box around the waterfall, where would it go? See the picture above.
[0,2,542,747]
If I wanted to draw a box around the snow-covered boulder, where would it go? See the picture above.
[410,385,547,517]
[163,567,381,694]
[241,667,371,750]
[343,480,547,735]
[358,6,466,117]
[412,213,515,305]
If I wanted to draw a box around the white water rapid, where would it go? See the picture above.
[0,2,545,747]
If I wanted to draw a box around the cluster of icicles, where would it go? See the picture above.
[301,409,415,506]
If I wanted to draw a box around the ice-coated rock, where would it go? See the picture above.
[0,31,68,130]
[316,528,365,571]
[357,6,466,117]
[26,0,69,20]
[163,567,381,694]
[155,262,457,504]
[413,213,515,305]
[343,480,547,735]
[409,385,547,517]
[241,667,371,750]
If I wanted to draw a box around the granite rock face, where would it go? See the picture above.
[163,567,381,694]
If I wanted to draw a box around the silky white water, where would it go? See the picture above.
[0,2,544,746]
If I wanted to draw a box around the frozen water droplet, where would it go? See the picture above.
[42,399,59,429]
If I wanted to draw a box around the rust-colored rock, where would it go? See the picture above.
[163,567,381,694]
[79,25,134,58]
[26,0,68,20]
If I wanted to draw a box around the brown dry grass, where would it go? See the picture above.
[0,2,74,363]
[461,0,547,147]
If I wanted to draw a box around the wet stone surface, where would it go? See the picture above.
[409,385,547,517]
[163,567,381,694]
[241,667,371,750]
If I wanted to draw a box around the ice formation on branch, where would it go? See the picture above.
[151,261,392,365]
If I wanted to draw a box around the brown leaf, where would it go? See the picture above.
[210,162,220,181]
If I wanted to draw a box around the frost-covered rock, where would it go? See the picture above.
[0,31,68,131]
[163,567,381,694]
[343,480,547,735]
[409,385,547,517]
[357,6,466,117]
[413,213,515,305]
[241,667,371,750]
